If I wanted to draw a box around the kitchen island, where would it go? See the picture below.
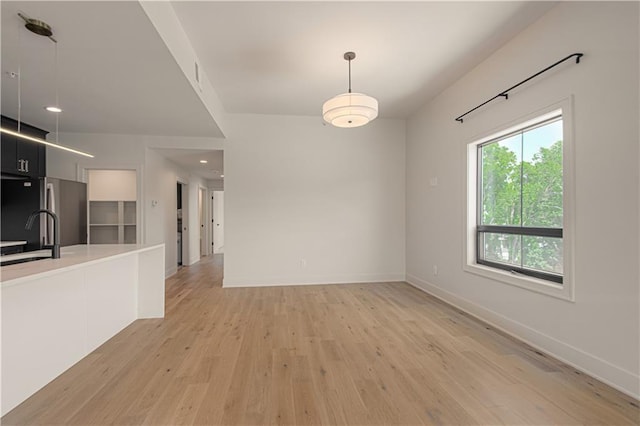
[0,244,165,416]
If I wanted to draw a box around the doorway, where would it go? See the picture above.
[177,182,183,267]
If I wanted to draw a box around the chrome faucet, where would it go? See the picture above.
[25,209,60,259]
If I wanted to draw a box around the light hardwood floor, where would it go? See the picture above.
[3,255,639,425]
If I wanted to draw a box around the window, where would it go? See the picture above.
[465,103,574,300]
[478,115,563,283]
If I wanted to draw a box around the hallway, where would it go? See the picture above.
[3,255,638,425]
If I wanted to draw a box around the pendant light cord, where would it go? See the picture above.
[348,57,352,93]
[15,16,60,141]
[54,40,59,144]
[17,22,22,133]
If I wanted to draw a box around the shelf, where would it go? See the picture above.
[89,201,119,225]
[124,226,137,244]
[123,201,136,224]
[89,200,136,244]
[90,226,119,244]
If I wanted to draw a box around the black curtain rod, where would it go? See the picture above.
[455,53,584,123]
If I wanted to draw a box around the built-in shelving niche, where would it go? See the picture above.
[87,169,137,244]
[89,201,136,244]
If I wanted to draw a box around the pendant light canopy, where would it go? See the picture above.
[322,52,378,128]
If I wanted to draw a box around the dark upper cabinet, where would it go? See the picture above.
[1,116,47,178]
[1,129,17,172]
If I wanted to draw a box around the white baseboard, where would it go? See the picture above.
[223,273,405,288]
[405,273,640,400]
[165,266,177,278]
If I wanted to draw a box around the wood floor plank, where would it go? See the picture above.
[268,348,296,425]
[2,254,638,426]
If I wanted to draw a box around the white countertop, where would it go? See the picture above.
[0,241,27,248]
[0,244,164,286]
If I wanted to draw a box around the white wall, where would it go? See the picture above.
[144,148,208,275]
[144,148,177,275]
[46,133,146,182]
[223,114,406,287]
[88,169,137,201]
[406,2,639,397]
[208,179,224,191]
[139,0,228,136]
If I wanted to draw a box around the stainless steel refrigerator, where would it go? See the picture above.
[1,177,87,251]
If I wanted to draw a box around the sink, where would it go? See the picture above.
[1,256,51,266]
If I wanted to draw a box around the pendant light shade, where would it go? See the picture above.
[322,92,378,128]
[322,52,378,128]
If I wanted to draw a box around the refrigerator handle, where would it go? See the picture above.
[47,183,56,213]
[46,183,56,245]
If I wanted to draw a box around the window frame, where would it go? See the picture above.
[464,99,575,301]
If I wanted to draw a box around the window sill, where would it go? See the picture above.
[463,262,574,302]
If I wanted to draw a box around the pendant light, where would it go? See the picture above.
[0,13,94,158]
[322,52,378,128]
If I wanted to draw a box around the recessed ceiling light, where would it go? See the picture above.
[220,174,224,178]
[45,106,62,113]
[199,160,208,164]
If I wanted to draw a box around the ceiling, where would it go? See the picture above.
[0,1,223,137]
[153,148,224,181]
[171,1,556,118]
[1,1,557,180]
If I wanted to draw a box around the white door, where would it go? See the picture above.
[212,191,224,254]
[199,188,206,256]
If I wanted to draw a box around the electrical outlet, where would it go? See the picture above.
[433,265,438,276]
[300,259,307,268]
